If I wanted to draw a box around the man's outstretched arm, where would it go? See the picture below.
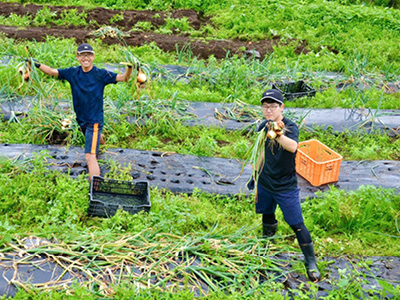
[36,62,59,77]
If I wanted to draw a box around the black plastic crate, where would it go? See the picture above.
[88,176,151,218]
[272,80,316,100]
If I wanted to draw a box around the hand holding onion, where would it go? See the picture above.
[119,62,147,84]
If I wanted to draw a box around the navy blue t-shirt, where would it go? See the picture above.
[58,66,117,125]
[257,117,299,193]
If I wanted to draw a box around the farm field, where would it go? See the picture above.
[0,0,400,299]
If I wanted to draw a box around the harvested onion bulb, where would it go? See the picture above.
[137,70,147,84]
[18,66,30,81]
[267,130,277,140]
[61,118,72,130]
[274,121,284,131]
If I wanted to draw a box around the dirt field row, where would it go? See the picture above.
[0,2,312,59]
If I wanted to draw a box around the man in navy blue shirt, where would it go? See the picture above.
[250,89,320,282]
[35,43,132,180]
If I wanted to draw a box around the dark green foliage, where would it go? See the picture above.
[306,186,400,235]
[0,152,88,233]
[330,0,400,8]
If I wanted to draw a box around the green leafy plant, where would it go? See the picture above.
[155,17,194,34]
[0,13,33,26]
[130,21,153,32]
[32,6,57,27]
[109,12,124,24]
[57,8,90,27]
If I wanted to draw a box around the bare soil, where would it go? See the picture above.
[0,2,312,59]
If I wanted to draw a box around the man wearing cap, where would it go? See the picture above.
[249,88,320,282]
[34,43,132,180]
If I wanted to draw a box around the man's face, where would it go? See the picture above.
[262,101,284,121]
[76,52,95,69]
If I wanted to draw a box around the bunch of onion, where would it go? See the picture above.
[90,26,128,40]
[16,59,35,89]
[215,99,262,122]
[18,61,31,82]
[122,51,150,86]
[265,120,285,140]
[119,62,147,85]
[60,118,72,130]
[18,66,30,81]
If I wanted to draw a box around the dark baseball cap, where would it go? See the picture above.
[77,43,94,54]
[260,89,284,105]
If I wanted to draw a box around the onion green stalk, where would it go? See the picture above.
[249,129,267,200]
[1,229,288,296]
[233,126,267,200]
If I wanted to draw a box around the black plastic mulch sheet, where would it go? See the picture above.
[186,101,400,134]
[1,95,399,135]
[1,144,400,200]
[0,238,87,297]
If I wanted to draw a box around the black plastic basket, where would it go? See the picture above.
[88,176,151,218]
[272,80,316,101]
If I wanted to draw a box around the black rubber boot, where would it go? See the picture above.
[262,222,278,238]
[300,242,321,281]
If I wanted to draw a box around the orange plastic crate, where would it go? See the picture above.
[296,139,342,186]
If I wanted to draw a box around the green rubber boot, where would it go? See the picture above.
[300,242,321,281]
